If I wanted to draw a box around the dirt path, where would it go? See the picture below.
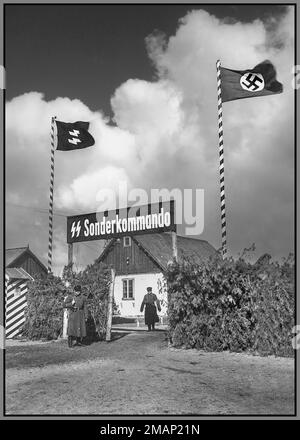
[6,331,294,415]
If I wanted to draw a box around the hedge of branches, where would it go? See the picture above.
[23,273,66,340]
[23,263,111,340]
[166,253,294,357]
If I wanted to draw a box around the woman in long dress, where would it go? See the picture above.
[140,286,161,331]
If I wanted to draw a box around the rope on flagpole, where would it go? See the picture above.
[48,116,57,273]
[216,60,227,259]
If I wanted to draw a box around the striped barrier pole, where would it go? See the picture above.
[48,116,57,273]
[5,276,29,339]
[216,60,227,259]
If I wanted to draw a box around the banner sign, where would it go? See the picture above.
[67,200,176,244]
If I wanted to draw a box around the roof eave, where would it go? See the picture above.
[95,239,116,264]
[132,236,166,272]
[6,247,48,273]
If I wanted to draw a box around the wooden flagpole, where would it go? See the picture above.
[68,243,73,268]
[47,116,57,273]
[106,267,115,342]
[216,60,227,259]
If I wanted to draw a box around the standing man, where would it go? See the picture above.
[140,287,161,331]
[65,284,87,347]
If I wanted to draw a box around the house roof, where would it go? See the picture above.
[134,233,217,270]
[6,267,33,280]
[5,247,29,267]
[97,233,217,271]
[5,246,47,273]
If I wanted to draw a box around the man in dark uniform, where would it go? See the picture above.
[64,284,87,347]
[140,287,161,331]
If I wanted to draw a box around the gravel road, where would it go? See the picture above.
[5,331,294,415]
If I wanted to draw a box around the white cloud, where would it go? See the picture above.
[56,166,130,211]
[6,7,294,273]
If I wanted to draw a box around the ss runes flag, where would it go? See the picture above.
[55,120,95,151]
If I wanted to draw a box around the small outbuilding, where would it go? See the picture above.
[5,246,47,338]
[6,245,48,278]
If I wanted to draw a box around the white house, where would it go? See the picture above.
[96,232,216,317]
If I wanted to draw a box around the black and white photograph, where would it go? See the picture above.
[1,2,298,420]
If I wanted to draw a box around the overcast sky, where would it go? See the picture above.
[5,4,294,274]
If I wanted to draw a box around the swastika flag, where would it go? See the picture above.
[55,121,95,151]
[220,60,283,102]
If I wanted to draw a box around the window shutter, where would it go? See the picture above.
[122,279,127,299]
[128,280,133,298]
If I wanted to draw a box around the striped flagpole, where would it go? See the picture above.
[48,116,57,273]
[216,60,227,259]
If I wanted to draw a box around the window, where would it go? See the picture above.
[122,279,134,300]
[123,236,131,247]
